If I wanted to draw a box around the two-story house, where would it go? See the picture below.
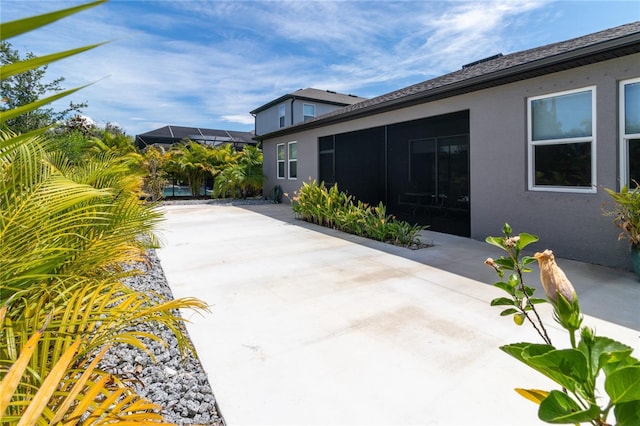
[254,22,640,270]
[250,88,367,137]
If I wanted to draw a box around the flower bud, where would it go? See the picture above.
[533,250,576,304]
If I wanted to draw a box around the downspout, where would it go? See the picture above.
[384,125,388,206]
[290,97,296,126]
[251,112,256,136]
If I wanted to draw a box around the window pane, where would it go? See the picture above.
[289,161,297,178]
[534,142,591,186]
[289,143,297,159]
[625,83,640,135]
[277,145,285,160]
[278,162,285,178]
[532,90,592,140]
[630,139,640,184]
[303,104,315,117]
[279,105,285,128]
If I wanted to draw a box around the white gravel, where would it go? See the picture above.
[100,249,224,425]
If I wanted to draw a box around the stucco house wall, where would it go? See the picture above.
[262,53,639,270]
[255,100,361,136]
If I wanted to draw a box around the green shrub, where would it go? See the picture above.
[289,179,427,248]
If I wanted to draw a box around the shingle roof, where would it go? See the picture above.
[135,125,255,149]
[258,21,640,140]
[250,88,367,114]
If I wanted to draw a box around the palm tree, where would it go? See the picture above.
[165,140,216,197]
[213,145,263,199]
[0,2,207,423]
[141,144,169,201]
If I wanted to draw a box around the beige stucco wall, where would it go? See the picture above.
[262,54,640,269]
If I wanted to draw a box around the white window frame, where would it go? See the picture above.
[278,104,286,128]
[619,77,640,187]
[276,143,285,179]
[527,86,597,193]
[303,103,316,121]
[288,141,297,180]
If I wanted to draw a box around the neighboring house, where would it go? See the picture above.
[250,88,367,136]
[135,125,256,151]
[254,22,640,270]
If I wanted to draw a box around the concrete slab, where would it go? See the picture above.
[157,203,640,425]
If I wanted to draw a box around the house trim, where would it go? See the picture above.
[619,76,640,187]
[526,86,597,193]
[256,28,640,141]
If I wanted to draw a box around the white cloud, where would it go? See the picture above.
[221,114,255,126]
[1,0,582,136]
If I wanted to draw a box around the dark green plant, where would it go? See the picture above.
[0,1,208,423]
[485,224,639,425]
[213,145,264,199]
[0,41,88,134]
[141,145,168,202]
[289,179,428,248]
[603,180,640,247]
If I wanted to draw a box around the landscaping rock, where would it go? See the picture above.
[100,249,224,426]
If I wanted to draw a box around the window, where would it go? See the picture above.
[528,87,596,192]
[277,143,285,179]
[278,104,285,128]
[620,78,640,186]
[303,103,316,122]
[288,141,297,179]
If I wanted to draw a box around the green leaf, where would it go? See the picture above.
[522,256,537,265]
[538,390,600,423]
[508,274,519,287]
[500,308,519,316]
[529,298,547,305]
[493,282,515,294]
[516,233,539,251]
[0,0,107,39]
[1,43,108,80]
[579,335,634,378]
[495,257,515,269]
[486,236,506,250]
[527,349,589,392]
[614,400,640,426]
[501,342,554,359]
[501,344,588,392]
[0,84,92,125]
[491,297,515,307]
[605,366,640,403]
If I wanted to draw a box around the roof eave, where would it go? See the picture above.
[250,93,363,114]
[256,32,640,141]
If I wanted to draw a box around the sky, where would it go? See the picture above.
[2,0,639,137]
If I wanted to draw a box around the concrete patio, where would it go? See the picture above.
[156,203,639,425]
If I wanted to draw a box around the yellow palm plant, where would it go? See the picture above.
[1,1,208,423]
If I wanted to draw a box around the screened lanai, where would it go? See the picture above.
[318,110,470,237]
[135,125,256,151]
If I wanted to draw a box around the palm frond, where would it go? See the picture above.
[0,0,107,40]
[1,43,109,80]
[0,84,92,126]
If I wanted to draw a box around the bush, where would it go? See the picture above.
[288,179,427,248]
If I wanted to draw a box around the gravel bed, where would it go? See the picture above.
[98,199,274,424]
[100,250,224,425]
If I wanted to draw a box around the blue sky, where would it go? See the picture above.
[3,0,639,136]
